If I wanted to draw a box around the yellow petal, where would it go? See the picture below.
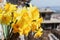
[23,26,31,36]
[0,14,2,22]
[4,3,10,11]
[0,7,3,13]
[34,29,43,38]
[19,28,23,35]
[9,4,17,12]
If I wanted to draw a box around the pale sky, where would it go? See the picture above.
[31,0,60,7]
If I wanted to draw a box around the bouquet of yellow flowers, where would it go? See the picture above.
[0,3,43,40]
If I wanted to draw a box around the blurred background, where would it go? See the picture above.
[31,0,60,12]
[0,0,60,40]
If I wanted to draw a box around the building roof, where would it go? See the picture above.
[40,8,56,12]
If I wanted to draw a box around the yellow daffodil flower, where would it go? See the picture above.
[36,17,43,27]
[19,28,23,35]
[23,26,31,36]
[12,22,20,33]
[34,29,43,38]
[9,4,17,12]
[1,14,12,25]
[31,22,37,32]
[28,5,40,20]
[0,3,43,38]
[4,3,10,11]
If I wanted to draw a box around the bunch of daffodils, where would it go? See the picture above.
[0,3,43,38]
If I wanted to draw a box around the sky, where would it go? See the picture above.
[31,0,60,7]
